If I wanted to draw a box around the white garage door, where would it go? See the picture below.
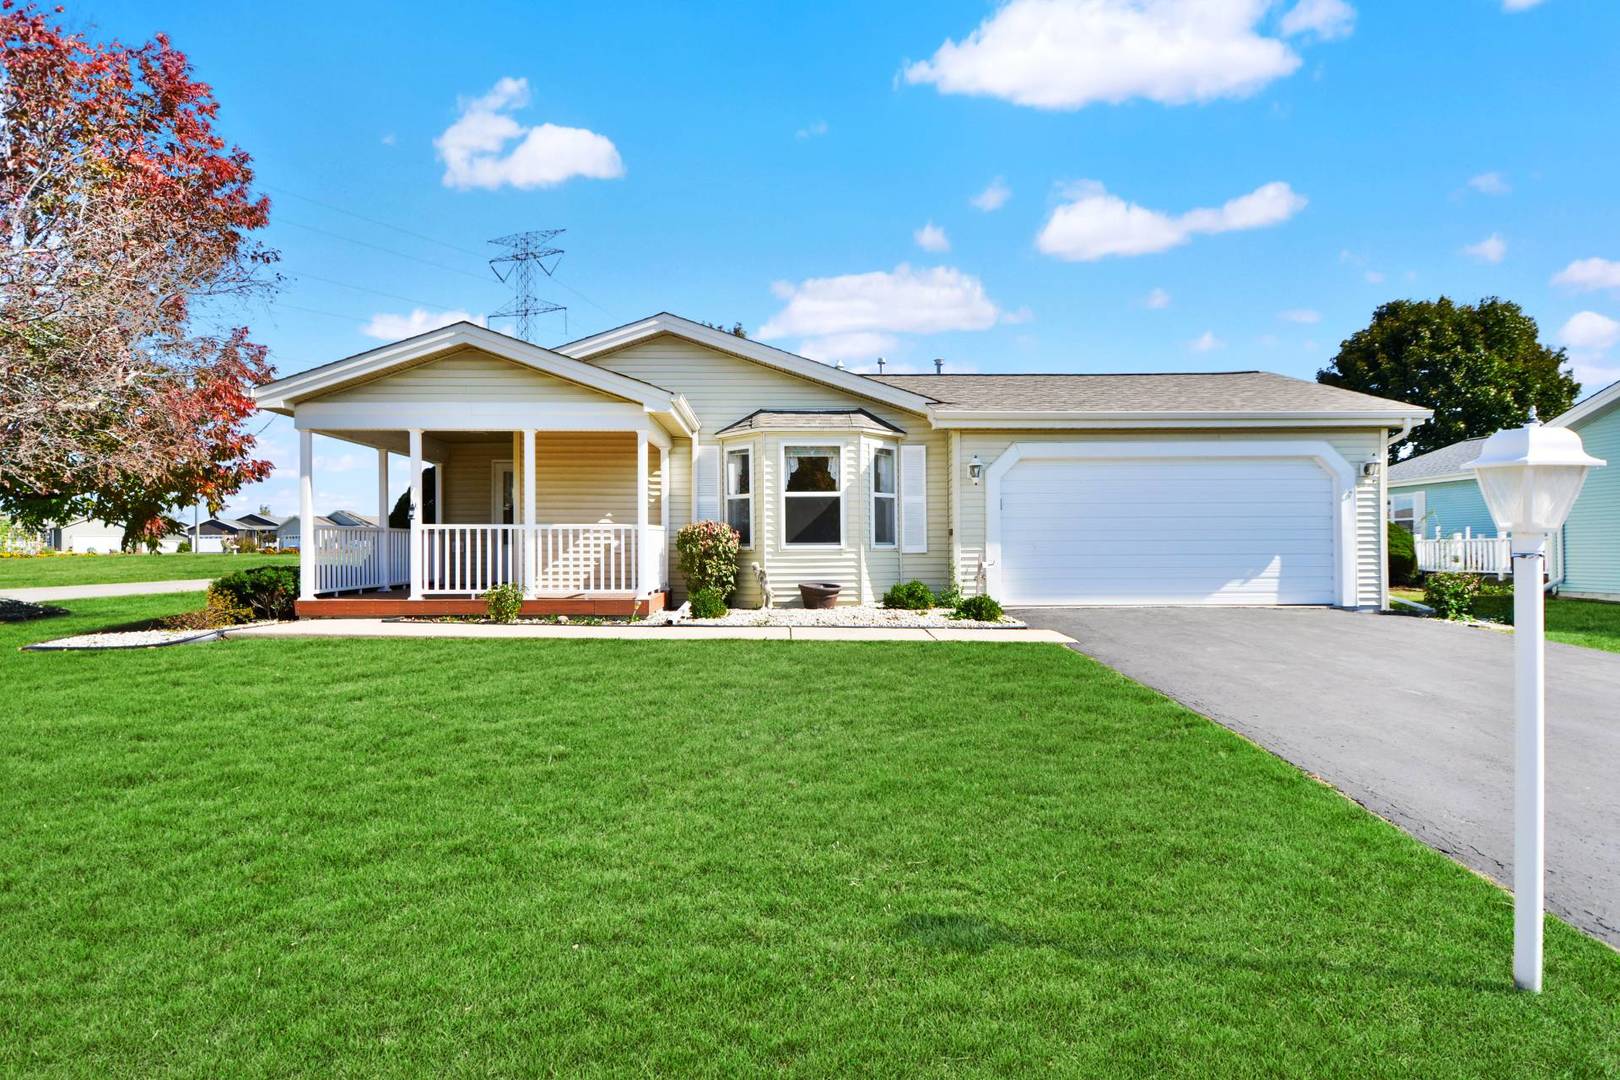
[999,456,1337,606]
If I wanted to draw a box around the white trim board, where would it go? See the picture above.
[982,439,1358,608]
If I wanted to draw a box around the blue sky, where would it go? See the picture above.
[78,0,1620,519]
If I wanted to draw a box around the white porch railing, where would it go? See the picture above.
[419,523,644,596]
[312,526,411,593]
[1415,530,1563,585]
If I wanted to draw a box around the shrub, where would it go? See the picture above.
[1423,572,1482,620]
[208,565,299,622]
[176,539,192,553]
[882,579,935,610]
[936,579,964,610]
[953,594,1004,622]
[484,583,523,623]
[689,587,727,619]
[675,521,740,598]
[1387,522,1418,587]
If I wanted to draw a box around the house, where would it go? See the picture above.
[251,313,1430,617]
[1390,380,1620,600]
[45,518,182,554]
[276,510,374,550]
[188,513,281,553]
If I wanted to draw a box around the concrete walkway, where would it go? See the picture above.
[226,619,1075,644]
[1016,605,1620,947]
[0,578,213,603]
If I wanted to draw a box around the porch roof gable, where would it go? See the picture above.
[253,322,690,425]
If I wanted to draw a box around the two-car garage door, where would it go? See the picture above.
[997,455,1339,606]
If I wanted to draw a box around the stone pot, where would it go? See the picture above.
[798,581,842,609]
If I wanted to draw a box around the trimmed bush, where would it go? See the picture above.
[689,587,727,619]
[675,521,740,598]
[935,579,964,611]
[1423,572,1481,620]
[208,565,299,622]
[882,579,935,610]
[483,583,523,623]
[953,594,1004,622]
[1387,522,1418,587]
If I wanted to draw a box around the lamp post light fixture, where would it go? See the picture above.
[968,454,984,486]
[1468,412,1604,992]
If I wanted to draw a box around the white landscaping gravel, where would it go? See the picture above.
[26,627,222,650]
[651,604,1022,629]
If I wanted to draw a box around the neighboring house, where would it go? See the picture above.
[1389,379,1620,600]
[251,313,1429,616]
[46,518,181,553]
[188,513,281,553]
[276,510,374,549]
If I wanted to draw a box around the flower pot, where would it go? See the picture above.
[798,581,842,609]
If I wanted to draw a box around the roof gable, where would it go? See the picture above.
[556,313,937,416]
[1551,378,1620,431]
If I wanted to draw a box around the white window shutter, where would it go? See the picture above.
[900,444,927,553]
[694,443,721,521]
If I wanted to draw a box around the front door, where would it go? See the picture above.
[493,461,515,523]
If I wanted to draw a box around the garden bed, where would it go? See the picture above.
[654,603,1022,629]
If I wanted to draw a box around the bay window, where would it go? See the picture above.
[725,447,752,547]
[783,444,842,545]
[872,446,896,547]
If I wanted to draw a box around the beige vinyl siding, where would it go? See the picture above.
[441,441,506,524]
[954,428,1385,608]
[509,431,655,525]
[584,334,947,606]
[318,348,630,404]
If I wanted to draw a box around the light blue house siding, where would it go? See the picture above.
[1415,478,1498,539]
[1561,401,1620,598]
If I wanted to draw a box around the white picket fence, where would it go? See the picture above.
[1415,529,1563,584]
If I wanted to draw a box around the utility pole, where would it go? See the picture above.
[489,229,567,341]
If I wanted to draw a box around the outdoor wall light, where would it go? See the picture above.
[968,454,984,485]
[1469,412,1603,993]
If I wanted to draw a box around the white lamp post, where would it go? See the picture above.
[1468,413,1604,992]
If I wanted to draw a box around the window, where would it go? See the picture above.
[871,446,896,547]
[1390,492,1424,535]
[783,445,842,545]
[725,447,752,547]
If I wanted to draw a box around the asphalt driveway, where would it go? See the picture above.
[1014,605,1620,947]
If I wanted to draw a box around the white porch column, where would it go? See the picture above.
[523,429,538,595]
[408,428,424,600]
[636,433,650,597]
[299,429,315,600]
[658,443,669,590]
[376,448,389,527]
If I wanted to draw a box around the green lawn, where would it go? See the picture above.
[1394,585,1620,654]
[3,597,1617,1077]
[0,552,296,589]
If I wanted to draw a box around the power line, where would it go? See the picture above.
[285,269,480,312]
[264,184,488,259]
[279,219,492,284]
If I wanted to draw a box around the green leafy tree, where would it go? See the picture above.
[1317,297,1580,461]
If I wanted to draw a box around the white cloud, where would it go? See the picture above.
[1503,0,1546,10]
[796,119,829,140]
[362,308,485,341]
[1560,311,1620,352]
[797,332,900,365]
[903,0,1335,110]
[914,221,950,252]
[1279,0,1356,41]
[314,452,366,473]
[380,132,397,146]
[435,77,624,190]
[971,177,1012,211]
[1189,330,1224,352]
[1364,270,1385,284]
[759,264,1006,358]
[1144,287,1171,309]
[1552,257,1620,292]
[1036,179,1306,261]
[1278,308,1321,323]
[1462,233,1507,264]
[1467,171,1510,195]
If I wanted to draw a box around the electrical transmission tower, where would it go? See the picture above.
[488,229,566,340]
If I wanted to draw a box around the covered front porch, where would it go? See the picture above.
[293,426,671,617]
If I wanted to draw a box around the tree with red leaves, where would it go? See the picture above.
[0,2,278,547]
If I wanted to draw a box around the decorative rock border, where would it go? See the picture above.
[23,628,226,652]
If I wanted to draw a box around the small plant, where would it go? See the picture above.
[209,565,299,622]
[483,583,523,623]
[176,539,192,553]
[1387,522,1418,587]
[689,587,727,619]
[675,521,740,599]
[1423,572,1482,620]
[936,578,964,610]
[882,579,936,610]
[952,594,1004,622]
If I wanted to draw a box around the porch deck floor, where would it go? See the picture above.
[297,589,663,619]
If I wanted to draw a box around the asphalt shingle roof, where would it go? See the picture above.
[1388,437,1488,483]
[868,371,1419,414]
